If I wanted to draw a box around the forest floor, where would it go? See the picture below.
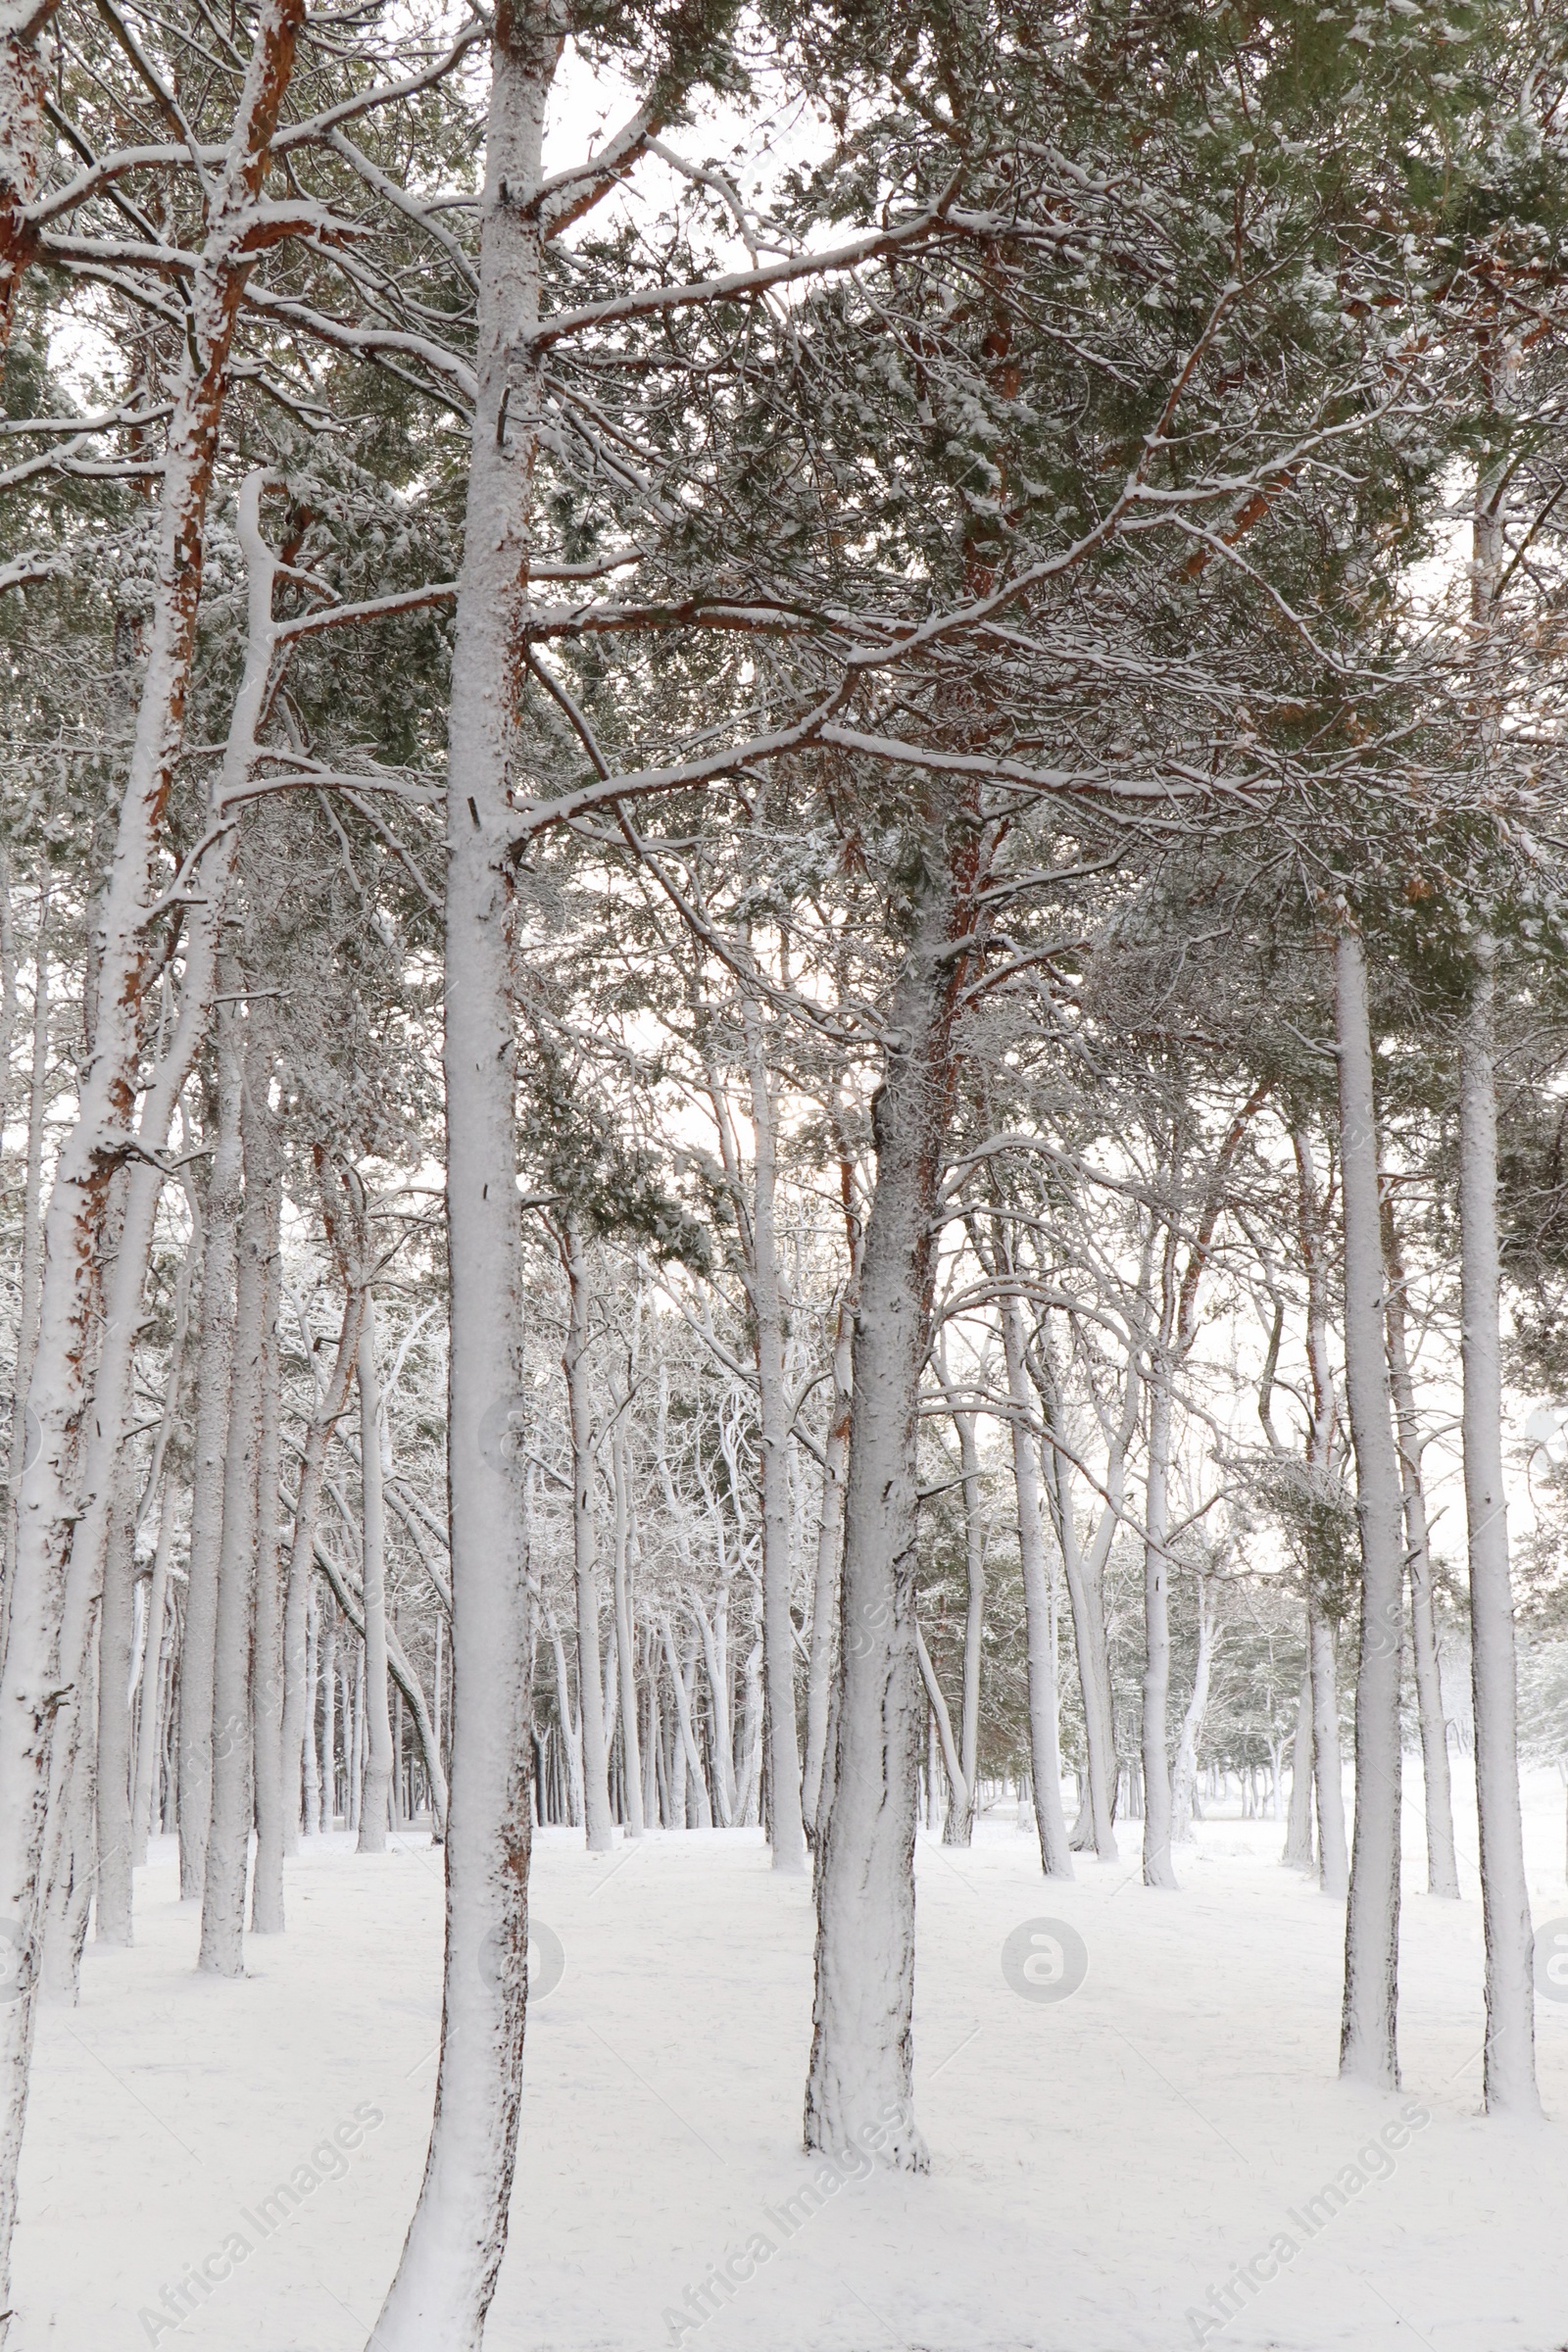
[18,1770,1568,2352]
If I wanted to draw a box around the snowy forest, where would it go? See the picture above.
[3,0,1568,2345]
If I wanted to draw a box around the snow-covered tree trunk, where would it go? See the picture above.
[248,1017,285,1932]
[1335,929,1406,2089]
[0,0,59,350]
[1001,1319,1071,1880]
[744,1002,808,1872]
[130,1482,177,1867]
[1282,1667,1315,1872]
[1382,1192,1459,1901]
[320,1615,338,1829]
[563,1220,613,1855]
[280,1258,364,1852]
[802,1306,852,1835]
[808,836,986,2172]
[610,1426,644,1838]
[198,994,264,1980]
[92,1468,136,1943]
[178,1064,243,1900]
[0,11,306,2262]
[302,1583,322,1838]
[1170,1574,1216,1844]
[661,1616,713,1828]
[1458,941,1539,2115]
[366,12,556,2331]
[1141,1348,1179,1890]
[2,890,47,1619]
[1033,1334,1122,1860]
[942,1409,986,1848]
[356,1295,395,1856]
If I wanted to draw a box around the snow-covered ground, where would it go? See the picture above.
[21,1771,1568,2352]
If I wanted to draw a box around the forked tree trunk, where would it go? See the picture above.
[807,834,986,2173]
[1382,1190,1460,1901]
[1458,943,1539,2115]
[1029,1323,1122,1859]
[356,1296,395,1855]
[367,13,555,2332]
[1001,1338,1071,1879]
[1335,930,1406,2090]
[1170,1575,1217,1844]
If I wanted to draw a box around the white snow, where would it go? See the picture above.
[20,1775,1568,2352]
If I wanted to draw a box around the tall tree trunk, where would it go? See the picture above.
[802,1310,852,1837]
[942,1409,986,1849]
[178,1057,244,1899]
[198,991,264,1980]
[356,1294,395,1856]
[610,1426,645,1838]
[0,9,306,2283]
[1335,930,1406,2090]
[302,1582,322,1838]
[247,1014,285,1931]
[1459,941,1539,2115]
[2,885,47,1631]
[367,15,553,2331]
[807,833,987,2172]
[1309,1600,1349,1898]
[1382,1190,1460,1901]
[563,1220,613,1854]
[744,1001,807,1871]
[1141,1348,1179,1889]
